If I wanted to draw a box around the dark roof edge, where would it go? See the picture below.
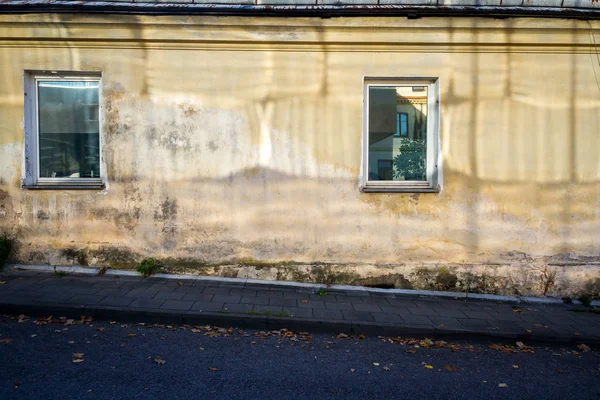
[0,2,599,20]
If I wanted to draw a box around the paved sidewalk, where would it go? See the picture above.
[0,268,599,344]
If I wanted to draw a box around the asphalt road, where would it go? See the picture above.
[0,315,598,400]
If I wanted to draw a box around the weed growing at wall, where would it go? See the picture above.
[0,234,11,267]
[137,258,161,277]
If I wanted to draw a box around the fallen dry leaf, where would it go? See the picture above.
[336,333,349,339]
[383,366,391,371]
[154,356,166,365]
[0,338,14,344]
[577,344,591,353]
[97,328,105,332]
[350,368,355,373]
[209,367,218,371]
[0,281,6,284]
[72,353,84,358]
[513,365,519,369]
[442,365,458,372]
[372,363,380,366]
[72,359,84,363]
[498,383,508,388]
[128,333,136,338]
[424,364,433,370]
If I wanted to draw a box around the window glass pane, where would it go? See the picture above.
[368,86,427,181]
[37,81,100,179]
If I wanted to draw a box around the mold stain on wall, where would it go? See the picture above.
[0,15,598,297]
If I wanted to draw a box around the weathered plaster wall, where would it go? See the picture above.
[0,14,599,296]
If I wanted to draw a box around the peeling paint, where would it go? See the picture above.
[0,14,599,297]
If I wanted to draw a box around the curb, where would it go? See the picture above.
[0,299,598,345]
[8,264,600,307]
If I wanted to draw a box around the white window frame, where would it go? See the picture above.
[361,77,441,193]
[23,71,105,190]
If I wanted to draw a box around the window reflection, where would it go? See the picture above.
[37,81,100,179]
[368,86,427,181]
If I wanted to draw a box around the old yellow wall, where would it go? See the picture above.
[0,14,599,295]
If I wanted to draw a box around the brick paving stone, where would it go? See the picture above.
[436,301,472,311]
[325,302,353,311]
[571,315,600,327]
[313,309,344,320]
[124,289,158,299]
[268,297,298,307]
[371,313,405,323]
[361,297,392,305]
[212,295,242,304]
[575,326,600,338]
[96,288,133,297]
[458,318,496,330]
[129,299,166,309]
[148,283,170,291]
[228,288,255,296]
[406,306,438,316]
[352,303,382,313]
[67,295,104,305]
[462,310,493,319]
[38,293,77,303]
[429,316,462,328]
[488,319,528,333]
[342,311,374,321]
[283,307,313,318]
[432,308,467,319]
[38,284,74,293]
[401,314,434,326]
[98,296,135,307]
[263,291,285,298]
[492,312,525,322]
[282,292,308,300]
[544,314,579,325]
[333,295,361,304]
[161,300,194,311]
[297,300,326,309]
[9,291,43,301]
[243,296,270,305]
[385,299,417,307]
[154,291,186,301]
[191,302,225,312]
[518,314,553,324]
[222,303,254,314]
[253,305,284,314]
[202,287,231,295]
[182,293,214,302]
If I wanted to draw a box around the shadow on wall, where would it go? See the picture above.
[0,16,599,268]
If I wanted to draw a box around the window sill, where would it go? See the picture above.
[22,183,106,191]
[361,185,440,193]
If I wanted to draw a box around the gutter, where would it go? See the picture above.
[0,1,599,19]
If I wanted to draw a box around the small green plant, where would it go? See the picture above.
[53,266,67,278]
[562,297,573,305]
[0,234,11,267]
[137,257,160,277]
[578,295,592,307]
[316,289,328,296]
